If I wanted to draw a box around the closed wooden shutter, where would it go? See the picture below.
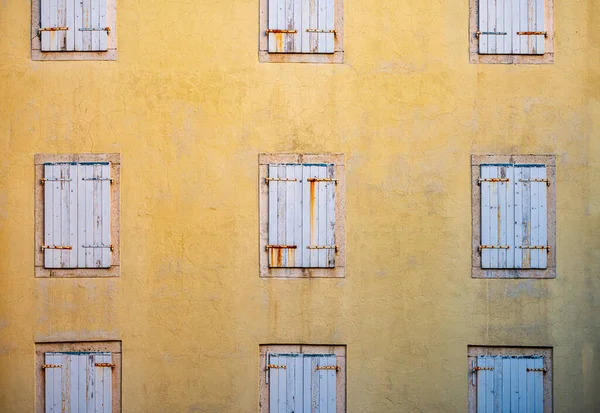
[75,0,109,51]
[44,352,113,413]
[268,164,335,268]
[40,0,75,51]
[78,163,111,268]
[44,163,78,268]
[268,0,334,53]
[478,0,545,55]
[514,165,547,269]
[476,356,543,413]
[269,353,336,413]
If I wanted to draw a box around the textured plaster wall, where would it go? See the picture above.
[0,0,599,411]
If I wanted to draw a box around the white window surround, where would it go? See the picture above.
[31,0,117,60]
[259,153,345,278]
[259,0,344,63]
[471,155,556,279]
[469,0,554,64]
[259,344,346,413]
[468,346,553,413]
[35,341,122,413]
[35,153,120,277]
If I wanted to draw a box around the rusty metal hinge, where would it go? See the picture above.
[519,245,550,251]
[267,364,286,370]
[266,245,297,251]
[316,365,339,371]
[266,29,297,34]
[517,31,548,38]
[82,177,113,183]
[95,363,115,368]
[307,178,338,183]
[42,364,62,369]
[518,178,550,186]
[476,31,507,38]
[474,366,494,371]
[306,29,336,34]
[307,245,337,251]
[478,178,509,185]
[526,367,547,372]
[79,27,111,35]
[82,244,114,252]
[265,177,298,183]
[39,27,69,34]
[41,245,73,251]
[479,245,510,251]
[41,178,72,183]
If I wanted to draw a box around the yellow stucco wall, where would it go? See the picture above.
[0,0,599,411]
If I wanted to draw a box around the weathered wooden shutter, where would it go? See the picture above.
[78,163,111,268]
[75,0,109,51]
[269,353,336,413]
[268,164,335,268]
[514,165,547,269]
[40,0,75,51]
[268,0,334,53]
[44,163,78,268]
[478,0,545,55]
[476,355,543,413]
[44,352,113,413]
[303,354,337,413]
[480,165,514,269]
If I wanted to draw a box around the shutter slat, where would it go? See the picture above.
[101,164,112,267]
[326,165,336,267]
[269,355,280,412]
[76,354,87,412]
[488,0,497,53]
[501,357,512,412]
[530,167,540,268]
[294,165,304,267]
[505,166,515,267]
[268,165,279,266]
[514,167,523,268]
[327,355,336,412]
[302,165,311,267]
[301,0,310,52]
[317,166,327,267]
[537,167,548,268]
[535,0,545,54]
[309,0,318,52]
[480,167,491,268]
[479,0,489,53]
[285,165,296,267]
[277,165,288,267]
[489,166,499,268]
[517,358,527,412]
[325,0,335,52]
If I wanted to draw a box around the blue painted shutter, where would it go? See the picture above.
[40,0,75,51]
[479,0,545,55]
[77,163,111,268]
[268,354,303,413]
[303,355,337,413]
[514,165,547,269]
[476,356,544,413]
[44,352,112,413]
[268,164,335,268]
[75,0,109,51]
[44,163,78,268]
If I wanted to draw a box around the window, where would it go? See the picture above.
[258,0,344,63]
[35,154,120,277]
[36,341,122,413]
[471,155,556,278]
[468,346,553,413]
[469,0,554,64]
[259,154,345,278]
[31,0,117,60]
[259,345,346,413]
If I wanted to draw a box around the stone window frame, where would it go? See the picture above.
[34,153,121,278]
[258,0,344,63]
[30,0,117,61]
[259,344,346,413]
[469,0,554,64]
[35,341,122,413]
[259,153,346,278]
[471,154,556,279]
[468,346,553,413]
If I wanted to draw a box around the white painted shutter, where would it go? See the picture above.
[44,352,112,413]
[476,356,543,413]
[75,0,109,51]
[478,0,545,55]
[269,354,303,413]
[268,0,334,53]
[514,165,547,269]
[78,163,111,268]
[480,165,514,269]
[268,164,335,268]
[44,163,78,269]
[40,0,75,51]
[303,355,336,413]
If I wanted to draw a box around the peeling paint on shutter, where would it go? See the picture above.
[40,0,75,51]
[479,0,545,55]
[44,163,78,269]
[268,354,303,413]
[304,355,336,413]
[75,0,108,51]
[476,356,543,413]
[78,163,111,268]
[44,353,63,413]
